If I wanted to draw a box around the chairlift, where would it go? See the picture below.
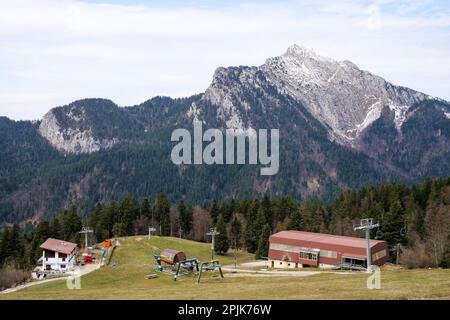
[375,226,383,239]
[400,222,408,237]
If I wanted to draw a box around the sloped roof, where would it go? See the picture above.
[270,230,385,249]
[40,238,77,254]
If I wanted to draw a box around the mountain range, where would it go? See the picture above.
[2,44,450,225]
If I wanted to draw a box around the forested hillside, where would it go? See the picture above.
[2,176,449,275]
[2,46,450,227]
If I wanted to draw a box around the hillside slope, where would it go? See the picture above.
[2,236,450,300]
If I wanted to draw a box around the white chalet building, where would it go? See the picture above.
[39,238,77,272]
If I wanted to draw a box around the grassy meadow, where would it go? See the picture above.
[1,236,450,300]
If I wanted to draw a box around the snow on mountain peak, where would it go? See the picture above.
[285,44,321,58]
[261,45,429,143]
[194,44,430,146]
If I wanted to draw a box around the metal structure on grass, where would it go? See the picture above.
[153,248,224,283]
[196,260,224,284]
[354,218,379,272]
[79,227,94,249]
[206,228,220,260]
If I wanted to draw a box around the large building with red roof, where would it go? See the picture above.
[268,230,388,269]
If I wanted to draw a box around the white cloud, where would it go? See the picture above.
[0,0,449,120]
[366,4,382,30]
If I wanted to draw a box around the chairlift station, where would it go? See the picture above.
[268,229,388,270]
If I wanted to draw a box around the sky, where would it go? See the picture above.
[0,0,449,120]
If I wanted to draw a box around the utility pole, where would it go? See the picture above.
[354,218,379,273]
[234,238,237,269]
[79,227,94,250]
[206,227,220,261]
[148,227,156,240]
[179,227,182,239]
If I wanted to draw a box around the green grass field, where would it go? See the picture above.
[1,236,450,300]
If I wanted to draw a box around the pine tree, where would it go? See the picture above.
[274,196,297,222]
[112,222,127,237]
[261,195,273,227]
[243,200,260,253]
[178,199,193,238]
[247,199,259,222]
[120,196,139,235]
[0,227,11,265]
[214,215,229,255]
[90,203,104,242]
[29,220,52,266]
[0,225,25,267]
[59,205,82,244]
[302,203,326,232]
[51,217,61,239]
[100,202,118,239]
[405,195,424,235]
[209,200,219,224]
[9,224,26,267]
[253,207,267,243]
[255,224,271,259]
[141,198,152,220]
[154,192,171,236]
[383,200,406,249]
[244,220,257,253]
[287,209,303,230]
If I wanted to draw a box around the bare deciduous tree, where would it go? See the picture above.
[424,204,450,266]
[192,206,212,242]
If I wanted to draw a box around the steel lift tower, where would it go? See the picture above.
[354,218,379,273]
[79,227,94,249]
[148,227,156,240]
[206,227,220,260]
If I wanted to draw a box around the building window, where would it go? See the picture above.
[372,249,387,261]
[270,243,302,253]
[45,250,55,258]
[320,249,337,259]
[61,265,66,269]
[299,251,318,261]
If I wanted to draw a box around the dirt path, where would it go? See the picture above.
[222,260,354,277]
[0,264,100,294]
[223,268,321,277]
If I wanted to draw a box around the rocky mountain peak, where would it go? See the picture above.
[262,45,430,143]
[38,99,120,154]
[195,45,431,145]
[283,44,333,63]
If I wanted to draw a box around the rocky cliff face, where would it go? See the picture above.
[38,101,118,154]
[38,45,437,155]
[194,44,430,146]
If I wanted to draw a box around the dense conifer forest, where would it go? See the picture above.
[2,176,450,276]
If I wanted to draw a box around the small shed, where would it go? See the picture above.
[160,249,186,265]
